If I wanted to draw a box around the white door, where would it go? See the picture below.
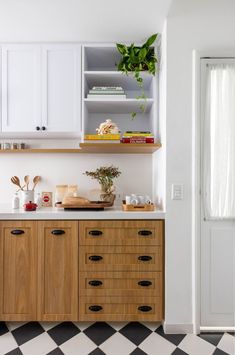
[200,58,235,327]
[41,44,81,133]
[1,45,41,132]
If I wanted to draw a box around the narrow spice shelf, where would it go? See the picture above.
[0,144,161,154]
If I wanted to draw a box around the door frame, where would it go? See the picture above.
[193,50,235,334]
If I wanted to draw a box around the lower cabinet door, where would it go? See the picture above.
[37,221,78,321]
[0,221,37,320]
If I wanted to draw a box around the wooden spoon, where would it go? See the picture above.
[11,176,24,191]
[24,175,30,190]
[32,176,41,190]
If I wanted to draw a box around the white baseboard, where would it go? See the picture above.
[163,322,194,334]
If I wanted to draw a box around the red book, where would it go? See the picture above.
[121,137,154,143]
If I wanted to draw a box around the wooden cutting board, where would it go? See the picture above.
[58,196,114,210]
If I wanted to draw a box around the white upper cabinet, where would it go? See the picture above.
[2,45,41,132]
[1,44,81,136]
[41,45,81,133]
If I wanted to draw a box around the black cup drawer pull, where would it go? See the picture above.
[89,230,103,236]
[89,305,103,312]
[51,230,65,235]
[11,229,25,235]
[89,280,103,286]
[138,305,152,312]
[138,230,152,236]
[138,255,152,261]
[89,255,103,261]
[138,280,152,287]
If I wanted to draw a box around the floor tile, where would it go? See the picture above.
[213,348,230,355]
[119,322,152,346]
[140,321,161,332]
[139,332,176,355]
[0,332,19,355]
[99,332,136,355]
[47,322,80,346]
[0,322,9,336]
[178,334,216,355]
[199,333,224,347]
[6,323,26,332]
[12,322,45,346]
[40,322,60,331]
[83,322,116,346]
[60,332,96,355]
[73,322,94,331]
[156,325,186,346]
[217,333,235,355]
[105,322,128,331]
[4,348,23,355]
[19,332,56,355]
[88,348,106,355]
[130,347,148,355]
[171,348,189,355]
[47,347,65,355]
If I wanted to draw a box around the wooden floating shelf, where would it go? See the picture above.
[0,144,161,154]
[79,143,161,154]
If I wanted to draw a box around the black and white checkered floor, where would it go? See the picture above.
[0,321,234,355]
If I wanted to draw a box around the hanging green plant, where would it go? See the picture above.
[116,33,158,119]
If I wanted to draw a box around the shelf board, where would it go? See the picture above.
[0,149,85,153]
[79,143,161,154]
[84,71,153,90]
[84,98,154,113]
[0,144,161,154]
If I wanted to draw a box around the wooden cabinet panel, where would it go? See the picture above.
[79,296,162,321]
[37,221,78,321]
[0,221,37,320]
[80,271,162,297]
[79,220,163,246]
[79,246,162,272]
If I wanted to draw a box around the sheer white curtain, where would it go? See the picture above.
[204,63,235,219]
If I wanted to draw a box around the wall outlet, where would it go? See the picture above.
[171,184,184,200]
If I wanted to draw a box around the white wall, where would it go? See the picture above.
[0,0,171,42]
[165,0,235,332]
[0,0,169,205]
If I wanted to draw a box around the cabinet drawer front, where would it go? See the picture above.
[79,246,162,272]
[79,296,162,321]
[79,220,163,246]
[80,271,162,297]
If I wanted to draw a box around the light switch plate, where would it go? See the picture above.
[171,184,184,200]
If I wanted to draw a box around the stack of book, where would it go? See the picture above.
[84,133,121,143]
[121,131,155,144]
[87,86,126,99]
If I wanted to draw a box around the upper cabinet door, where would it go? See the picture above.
[2,45,41,132]
[41,45,81,133]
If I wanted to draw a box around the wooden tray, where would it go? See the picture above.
[56,200,114,210]
[122,201,155,211]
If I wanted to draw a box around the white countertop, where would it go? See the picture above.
[0,206,165,220]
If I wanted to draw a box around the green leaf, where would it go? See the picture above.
[139,48,147,61]
[144,33,157,48]
[116,43,127,55]
[131,112,137,119]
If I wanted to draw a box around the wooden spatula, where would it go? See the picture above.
[11,176,24,191]
[24,175,30,190]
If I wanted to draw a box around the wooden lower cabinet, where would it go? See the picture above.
[0,219,164,321]
[79,220,164,321]
[0,221,37,321]
[37,221,78,321]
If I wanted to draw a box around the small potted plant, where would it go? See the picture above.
[84,165,121,202]
[116,34,158,118]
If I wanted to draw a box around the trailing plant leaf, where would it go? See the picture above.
[116,34,158,119]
